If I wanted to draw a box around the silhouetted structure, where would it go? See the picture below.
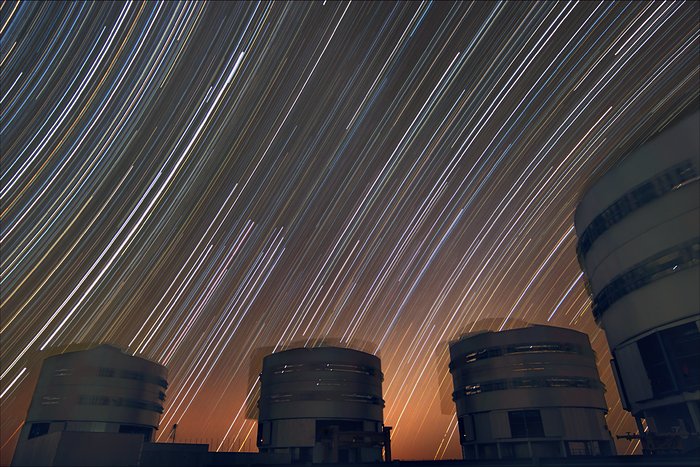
[257,346,387,463]
[12,345,168,466]
[449,325,615,460]
[10,342,700,466]
[575,109,700,455]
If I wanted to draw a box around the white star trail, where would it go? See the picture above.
[1,1,698,461]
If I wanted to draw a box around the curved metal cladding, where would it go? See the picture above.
[257,346,384,463]
[449,325,615,460]
[575,109,700,454]
[21,345,167,442]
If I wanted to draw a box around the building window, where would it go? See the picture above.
[662,322,700,391]
[506,343,576,354]
[265,391,383,406]
[98,366,167,388]
[638,332,675,396]
[269,362,379,377]
[638,322,700,397]
[28,423,50,439]
[79,394,163,413]
[452,342,582,369]
[453,377,599,400]
[508,410,544,438]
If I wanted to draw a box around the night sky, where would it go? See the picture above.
[1,1,698,462]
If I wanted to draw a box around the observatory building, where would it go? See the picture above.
[12,345,167,466]
[575,109,700,454]
[449,325,615,460]
[257,346,388,463]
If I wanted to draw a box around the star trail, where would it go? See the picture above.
[1,1,698,462]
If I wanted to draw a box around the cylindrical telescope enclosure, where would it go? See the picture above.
[15,345,167,450]
[575,109,700,454]
[449,325,615,460]
[257,347,385,463]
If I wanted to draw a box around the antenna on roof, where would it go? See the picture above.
[168,423,177,443]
